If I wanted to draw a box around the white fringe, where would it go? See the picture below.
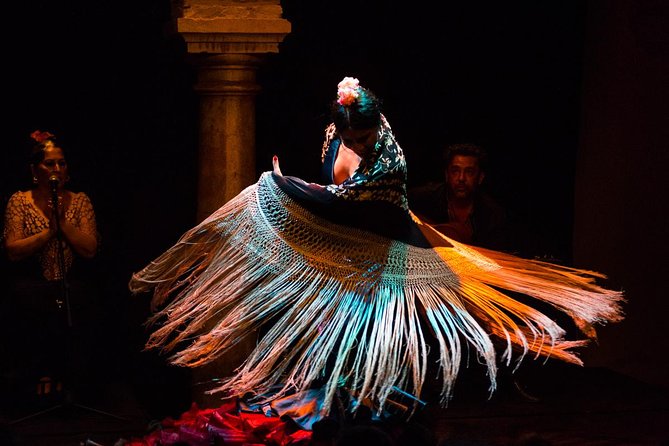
[129,172,624,416]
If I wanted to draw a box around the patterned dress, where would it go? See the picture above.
[3,190,97,281]
[2,189,99,387]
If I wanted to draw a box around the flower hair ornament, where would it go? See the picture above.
[337,76,360,106]
[31,130,55,143]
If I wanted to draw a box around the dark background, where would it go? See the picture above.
[2,0,667,418]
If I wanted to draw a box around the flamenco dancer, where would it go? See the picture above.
[129,77,624,433]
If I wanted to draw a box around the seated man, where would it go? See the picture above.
[409,143,515,253]
[409,142,543,402]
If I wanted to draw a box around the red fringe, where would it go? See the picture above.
[126,400,312,446]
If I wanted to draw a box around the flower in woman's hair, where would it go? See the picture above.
[30,130,55,143]
[338,77,359,91]
[337,76,360,106]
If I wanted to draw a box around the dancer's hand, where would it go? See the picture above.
[272,155,283,176]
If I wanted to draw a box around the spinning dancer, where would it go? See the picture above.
[130,77,623,429]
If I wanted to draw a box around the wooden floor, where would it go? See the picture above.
[1,364,667,446]
[418,364,669,446]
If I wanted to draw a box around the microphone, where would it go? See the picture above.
[49,174,60,191]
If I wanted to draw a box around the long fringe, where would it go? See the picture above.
[130,172,624,416]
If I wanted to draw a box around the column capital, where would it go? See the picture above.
[173,0,291,54]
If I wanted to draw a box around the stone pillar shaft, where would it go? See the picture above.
[170,0,290,408]
[195,54,261,222]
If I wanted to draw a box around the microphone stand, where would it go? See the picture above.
[10,179,127,425]
[50,180,73,329]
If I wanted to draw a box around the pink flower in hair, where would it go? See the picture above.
[30,130,55,143]
[337,76,360,106]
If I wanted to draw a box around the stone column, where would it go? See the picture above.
[171,0,290,407]
[174,0,291,220]
[194,53,262,221]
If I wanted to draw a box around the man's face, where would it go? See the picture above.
[445,155,484,200]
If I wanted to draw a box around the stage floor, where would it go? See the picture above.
[1,364,667,446]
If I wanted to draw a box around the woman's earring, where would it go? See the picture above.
[33,176,38,184]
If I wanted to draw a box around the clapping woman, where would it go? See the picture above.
[3,130,98,403]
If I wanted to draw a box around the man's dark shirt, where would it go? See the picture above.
[408,181,518,254]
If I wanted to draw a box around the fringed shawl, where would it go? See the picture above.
[129,171,624,418]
